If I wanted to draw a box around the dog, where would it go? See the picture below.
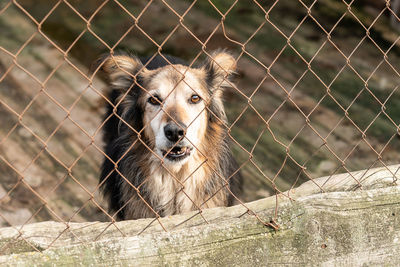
[96,51,243,220]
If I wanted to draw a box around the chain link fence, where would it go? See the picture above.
[0,0,399,254]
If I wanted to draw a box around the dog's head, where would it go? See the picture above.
[98,51,236,168]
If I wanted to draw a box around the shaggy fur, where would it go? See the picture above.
[97,51,242,220]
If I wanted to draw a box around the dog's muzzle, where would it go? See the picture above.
[162,122,192,161]
[162,146,192,161]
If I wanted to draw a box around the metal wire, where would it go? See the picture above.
[0,0,399,252]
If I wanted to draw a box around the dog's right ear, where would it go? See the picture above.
[92,53,147,90]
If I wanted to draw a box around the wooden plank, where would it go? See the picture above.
[0,165,398,266]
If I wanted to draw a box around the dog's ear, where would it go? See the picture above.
[93,53,147,90]
[203,50,236,92]
[202,51,236,122]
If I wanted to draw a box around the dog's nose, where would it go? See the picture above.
[164,123,186,142]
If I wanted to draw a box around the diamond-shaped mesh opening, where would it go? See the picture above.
[385,39,400,70]
[152,26,205,61]
[286,16,333,62]
[39,2,87,52]
[365,9,398,51]
[0,177,43,226]
[89,1,139,48]
[268,0,309,37]
[346,88,385,132]
[1,125,45,173]
[45,119,92,167]
[380,132,400,165]
[45,63,94,110]
[0,4,37,55]
[220,2,269,42]
[269,46,310,87]
[0,50,14,74]
[300,130,341,174]
[245,24,289,66]
[367,62,400,103]
[66,30,111,69]
[20,92,67,141]
[248,81,284,118]
[110,1,155,19]
[171,3,227,49]
[328,66,365,109]
[365,112,399,148]
[197,1,238,17]
[230,108,266,153]
[384,88,400,122]
[66,0,121,20]
[0,106,18,142]
[308,0,349,32]
[48,172,103,222]
[15,0,59,22]
[0,72,41,115]
[342,138,380,169]
[68,94,103,138]
[349,39,386,80]
[135,2,189,46]
[13,34,65,83]
[325,116,365,158]
[329,11,369,56]
[1,0,400,257]
[309,41,347,84]
[235,54,272,96]
[250,130,309,192]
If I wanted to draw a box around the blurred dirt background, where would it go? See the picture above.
[0,0,399,225]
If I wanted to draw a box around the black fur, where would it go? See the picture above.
[99,54,242,220]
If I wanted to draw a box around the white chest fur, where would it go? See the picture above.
[147,158,207,216]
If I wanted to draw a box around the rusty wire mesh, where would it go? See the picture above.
[0,0,400,253]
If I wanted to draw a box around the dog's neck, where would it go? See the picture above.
[145,150,215,215]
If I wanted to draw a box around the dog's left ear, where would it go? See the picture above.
[203,51,236,92]
[202,51,236,122]
[92,53,148,91]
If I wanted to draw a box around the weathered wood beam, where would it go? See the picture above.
[0,165,399,266]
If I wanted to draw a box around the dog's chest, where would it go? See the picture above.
[147,165,207,216]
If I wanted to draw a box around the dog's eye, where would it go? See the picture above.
[148,95,162,106]
[190,95,201,104]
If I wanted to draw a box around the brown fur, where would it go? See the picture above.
[98,51,242,220]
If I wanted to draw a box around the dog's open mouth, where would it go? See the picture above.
[162,146,192,161]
